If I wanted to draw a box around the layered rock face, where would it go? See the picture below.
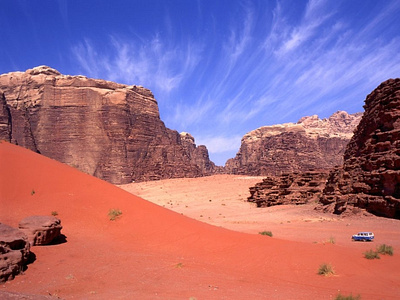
[248,170,329,207]
[0,223,30,283]
[0,66,216,184]
[225,111,362,176]
[320,79,400,218]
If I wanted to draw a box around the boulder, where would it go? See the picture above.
[320,78,400,218]
[225,111,362,176]
[0,223,30,282]
[19,216,62,246]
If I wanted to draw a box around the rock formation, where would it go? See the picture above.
[225,111,362,176]
[248,170,329,207]
[0,223,30,283]
[180,132,219,175]
[320,79,400,218]
[0,92,11,141]
[0,66,216,184]
[18,216,62,246]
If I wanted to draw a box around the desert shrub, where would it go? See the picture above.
[259,231,273,237]
[318,263,334,276]
[108,208,122,221]
[364,249,380,259]
[377,244,393,256]
[335,294,361,300]
[328,236,336,244]
[51,211,58,216]
[31,189,35,196]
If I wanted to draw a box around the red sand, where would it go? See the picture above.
[1,142,400,299]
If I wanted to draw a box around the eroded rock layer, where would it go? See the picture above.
[0,223,30,283]
[0,66,216,184]
[248,170,329,207]
[225,111,362,176]
[320,79,400,218]
[19,216,62,246]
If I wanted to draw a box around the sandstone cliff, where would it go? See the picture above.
[320,79,400,219]
[0,66,216,184]
[225,111,362,176]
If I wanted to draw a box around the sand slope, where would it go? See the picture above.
[1,142,399,299]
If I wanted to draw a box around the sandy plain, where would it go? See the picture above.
[1,142,400,299]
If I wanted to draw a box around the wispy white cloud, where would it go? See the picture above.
[72,35,202,94]
[277,0,334,55]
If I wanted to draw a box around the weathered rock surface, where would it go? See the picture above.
[248,170,329,207]
[0,223,30,283]
[225,111,362,176]
[0,66,217,184]
[320,79,400,218]
[18,216,62,246]
[0,92,11,141]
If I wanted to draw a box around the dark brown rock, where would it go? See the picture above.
[248,170,329,207]
[0,92,11,141]
[18,216,62,246]
[0,223,30,283]
[0,66,217,184]
[225,111,362,176]
[320,79,400,218]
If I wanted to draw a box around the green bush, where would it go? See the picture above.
[377,244,393,256]
[364,249,380,260]
[335,294,361,300]
[259,231,273,237]
[318,263,334,276]
[108,208,122,221]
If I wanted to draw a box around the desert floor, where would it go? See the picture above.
[120,176,400,249]
[1,142,400,299]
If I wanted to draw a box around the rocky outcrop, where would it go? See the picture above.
[0,223,30,283]
[225,111,362,176]
[18,216,62,246]
[0,66,216,184]
[180,132,221,175]
[320,79,400,218]
[248,170,329,207]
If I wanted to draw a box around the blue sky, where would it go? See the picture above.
[1,0,400,165]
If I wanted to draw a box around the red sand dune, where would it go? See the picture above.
[1,141,399,299]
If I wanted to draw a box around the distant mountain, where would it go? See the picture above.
[0,66,217,184]
[225,111,362,176]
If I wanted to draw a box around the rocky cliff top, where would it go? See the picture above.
[0,65,156,111]
[243,111,362,143]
